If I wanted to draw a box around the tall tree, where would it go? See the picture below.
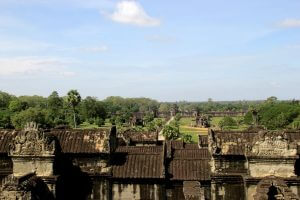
[0,91,14,108]
[81,96,107,122]
[48,91,63,111]
[67,90,81,128]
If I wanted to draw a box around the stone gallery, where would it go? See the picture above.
[1,123,300,199]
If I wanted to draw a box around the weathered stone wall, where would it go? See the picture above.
[0,156,12,188]
[12,157,55,177]
[248,158,297,177]
[166,183,210,200]
[246,184,257,200]
[112,183,164,200]
[166,184,184,200]
[211,183,245,200]
[0,190,32,200]
[213,157,247,174]
[70,156,110,174]
[88,179,110,200]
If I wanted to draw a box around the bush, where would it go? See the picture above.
[11,107,49,129]
[143,112,154,125]
[258,103,300,129]
[218,116,237,129]
[95,118,104,127]
[162,124,181,140]
[243,112,253,125]
[182,134,192,143]
[0,110,13,128]
[174,113,181,121]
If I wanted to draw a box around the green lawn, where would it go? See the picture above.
[179,117,208,143]
[79,120,113,129]
[78,122,100,129]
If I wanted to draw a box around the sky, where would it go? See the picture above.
[0,0,300,101]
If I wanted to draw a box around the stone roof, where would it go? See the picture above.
[112,146,164,179]
[111,142,211,181]
[50,128,115,154]
[119,130,158,144]
[0,128,116,154]
[0,130,15,154]
[168,143,211,181]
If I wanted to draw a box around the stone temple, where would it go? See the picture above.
[1,122,300,199]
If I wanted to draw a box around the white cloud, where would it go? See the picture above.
[0,57,76,77]
[269,81,281,88]
[0,15,28,28]
[108,0,160,27]
[0,39,53,52]
[278,18,300,28]
[285,44,300,49]
[80,45,108,52]
[145,35,176,43]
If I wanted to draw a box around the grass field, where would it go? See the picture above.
[179,117,208,143]
[79,119,113,129]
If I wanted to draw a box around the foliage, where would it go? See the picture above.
[243,112,253,125]
[218,116,237,129]
[258,102,300,129]
[8,100,28,112]
[48,91,63,111]
[11,107,48,129]
[158,103,170,113]
[145,121,156,131]
[146,118,164,132]
[94,117,104,126]
[174,113,181,121]
[0,109,13,128]
[143,112,154,125]
[291,121,300,129]
[0,91,14,108]
[2,90,300,132]
[80,96,106,122]
[182,134,192,143]
[19,95,47,108]
[67,90,82,128]
[162,124,181,140]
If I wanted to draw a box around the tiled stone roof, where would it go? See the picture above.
[112,146,164,179]
[168,143,211,181]
[0,128,116,154]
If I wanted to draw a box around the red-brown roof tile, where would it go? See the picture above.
[0,128,114,154]
[112,146,164,179]
[169,147,211,181]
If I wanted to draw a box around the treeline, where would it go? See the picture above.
[243,97,300,130]
[175,100,255,113]
[0,90,161,129]
[1,90,299,130]
[0,90,257,129]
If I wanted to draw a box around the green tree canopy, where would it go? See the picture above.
[67,90,81,128]
[11,107,48,129]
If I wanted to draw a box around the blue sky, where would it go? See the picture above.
[0,0,300,101]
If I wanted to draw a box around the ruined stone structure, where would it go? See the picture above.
[207,129,300,200]
[205,111,247,117]
[195,115,210,128]
[1,123,300,199]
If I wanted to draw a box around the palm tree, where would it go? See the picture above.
[67,90,81,128]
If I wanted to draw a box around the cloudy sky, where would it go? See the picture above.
[0,0,300,101]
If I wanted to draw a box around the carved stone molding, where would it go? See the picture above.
[246,131,297,157]
[9,122,55,157]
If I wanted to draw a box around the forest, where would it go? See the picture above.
[0,90,300,134]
